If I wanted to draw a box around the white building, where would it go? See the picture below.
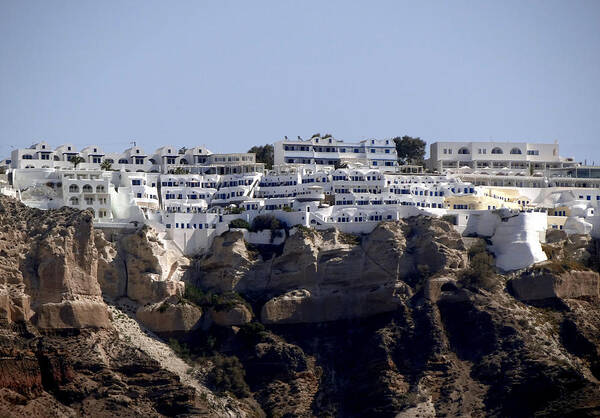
[427,141,577,173]
[274,134,398,169]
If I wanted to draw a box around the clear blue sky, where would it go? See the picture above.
[1,1,599,162]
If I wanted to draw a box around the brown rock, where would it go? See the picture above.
[209,303,253,326]
[0,196,110,329]
[136,298,203,333]
[510,269,599,301]
[34,301,111,329]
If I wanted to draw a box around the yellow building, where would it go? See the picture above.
[444,193,520,210]
[482,187,532,208]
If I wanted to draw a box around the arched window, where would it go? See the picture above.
[96,185,105,193]
[69,196,79,205]
[54,155,60,161]
[82,184,93,193]
[491,147,503,154]
[118,159,128,164]
[69,184,79,193]
[22,154,33,160]
[104,158,114,164]
[180,158,188,165]
[510,148,522,154]
[458,147,470,154]
[149,158,157,164]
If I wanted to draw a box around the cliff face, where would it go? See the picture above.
[0,196,251,417]
[195,218,467,324]
[2,194,600,417]
[187,218,600,417]
[0,197,109,329]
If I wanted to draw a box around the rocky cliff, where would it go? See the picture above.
[184,218,600,417]
[194,218,467,324]
[2,194,600,417]
[0,196,253,417]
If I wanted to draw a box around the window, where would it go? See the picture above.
[491,147,503,154]
[458,147,470,154]
[510,148,522,154]
[527,150,539,156]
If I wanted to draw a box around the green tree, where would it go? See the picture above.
[229,218,250,229]
[334,161,348,170]
[248,144,274,169]
[251,214,282,231]
[171,167,189,175]
[393,136,426,166]
[69,155,85,169]
[100,160,112,171]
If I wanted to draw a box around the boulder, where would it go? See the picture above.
[136,298,203,333]
[34,301,111,329]
[209,303,253,327]
[510,269,599,301]
[261,282,412,324]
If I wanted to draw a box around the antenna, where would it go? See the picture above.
[131,140,136,147]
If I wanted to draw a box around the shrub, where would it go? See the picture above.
[184,283,248,312]
[459,241,497,290]
[169,338,192,362]
[282,206,293,212]
[251,215,282,232]
[339,231,361,246]
[294,225,316,236]
[238,322,268,345]
[208,354,250,398]
[229,218,250,229]
[227,206,245,215]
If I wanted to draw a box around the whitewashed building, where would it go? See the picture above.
[274,134,398,169]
